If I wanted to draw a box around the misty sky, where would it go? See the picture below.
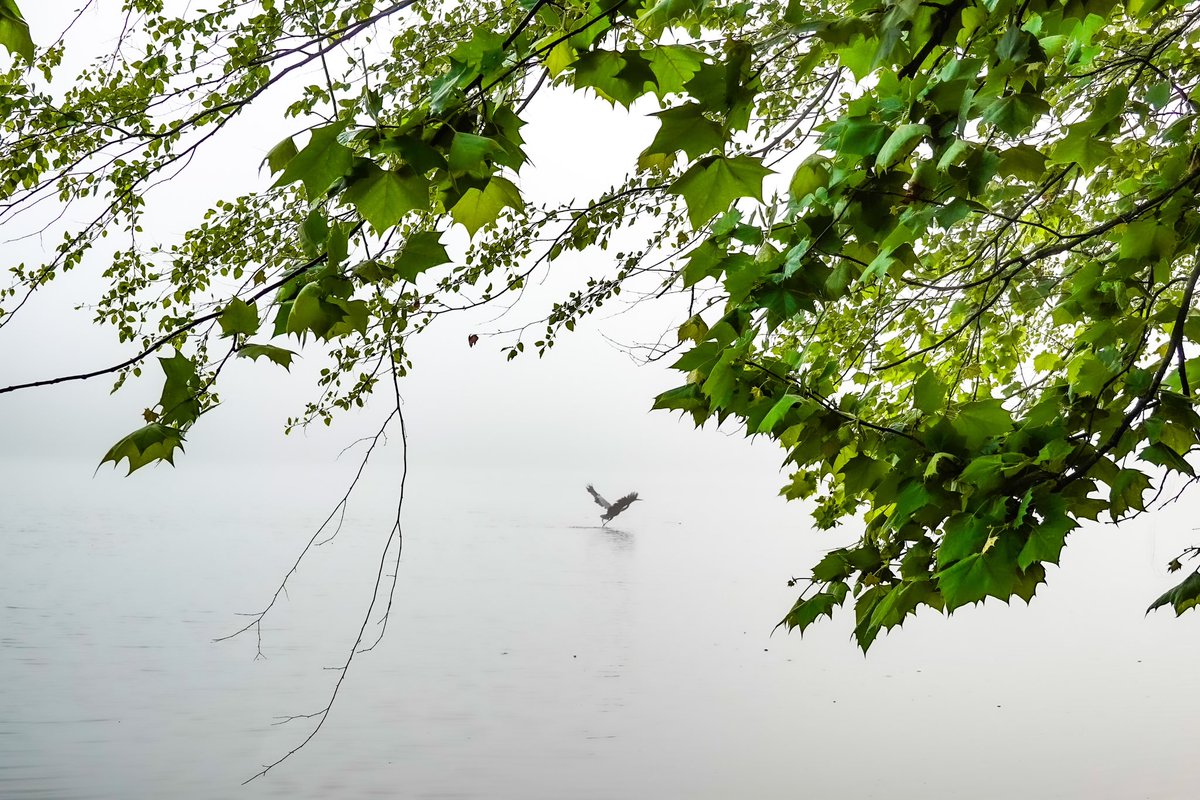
[0,4,789,486]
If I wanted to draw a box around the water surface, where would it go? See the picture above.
[2,457,1198,798]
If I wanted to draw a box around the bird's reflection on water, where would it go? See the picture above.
[567,525,635,549]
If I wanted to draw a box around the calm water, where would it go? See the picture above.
[2,456,1199,798]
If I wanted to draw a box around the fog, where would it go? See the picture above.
[3,5,1200,798]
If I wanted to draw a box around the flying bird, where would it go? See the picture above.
[586,484,641,525]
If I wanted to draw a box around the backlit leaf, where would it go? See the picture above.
[276,123,354,198]
[670,155,772,228]
[450,176,523,237]
[343,164,430,234]
[237,343,296,370]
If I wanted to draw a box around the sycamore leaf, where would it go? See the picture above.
[982,93,1051,137]
[937,535,1023,611]
[835,118,889,156]
[789,157,830,200]
[448,132,501,173]
[913,370,945,413]
[1119,219,1177,263]
[276,123,354,198]
[1140,442,1195,477]
[869,579,936,632]
[263,136,298,175]
[100,423,186,475]
[1048,124,1114,170]
[450,176,523,237]
[924,451,958,479]
[670,155,772,228]
[757,393,804,433]
[1109,469,1152,520]
[286,282,348,340]
[0,0,33,62]
[157,352,200,426]
[641,104,725,162]
[952,399,1013,448]
[571,49,655,107]
[937,513,987,568]
[393,230,451,283]
[1147,570,1200,616]
[237,343,296,369]
[646,44,706,95]
[778,582,847,634]
[997,145,1047,180]
[875,123,929,170]
[680,240,727,287]
[886,480,931,531]
[218,297,259,337]
[343,164,430,234]
[637,0,708,35]
[545,41,576,77]
[1017,497,1078,569]
[700,349,739,408]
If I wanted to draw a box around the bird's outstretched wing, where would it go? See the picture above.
[605,492,639,520]
[586,484,611,509]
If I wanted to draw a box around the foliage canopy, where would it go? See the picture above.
[4,0,1200,652]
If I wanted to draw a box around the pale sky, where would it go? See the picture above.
[0,3,789,490]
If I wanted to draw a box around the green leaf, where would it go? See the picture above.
[286,282,340,340]
[681,241,725,287]
[237,343,296,370]
[1018,497,1077,569]
[448,132,501,173]
[571,49,655,107]
[300,208,328,256]
[157,352,200,426]
[700,348,739,408]
[886,480,931,530]
[982,93,1051,137]
[924,451,958,479]
[952,399,1013,448]
[1119,219,1177,263]
[779,583,847,634]
[637,0,708,35]
[835,118,889,156]
[757,393,804,433]
[641,104,725,162]
[450,176,523,237]
[869,579,935,632]
[646,45,705,96]
[875,124,929,170]
[0,0,33,62]
[1048,125,1114,170]
[1146,81,1172,110]
[218,297,259,338]
[913,370,945,414]
[1147,570,1200,616]
[670,155,772,228]
[1140,443,1195,477]
[1109,469,1152,520]
[276,123,354,198]
[263,136,298,175]
[997,145,1047,181]
[1066,352,1112,397]
[393,231,451,282]
[937,513,987,568]
[811,550,854,582]
[343,164,430,234]
[937,535,1023,611]
[100,423,186,475]
[957,454,1005,490]
[789,157,830,200]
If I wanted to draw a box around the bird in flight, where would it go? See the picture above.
[586,485,641,525]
